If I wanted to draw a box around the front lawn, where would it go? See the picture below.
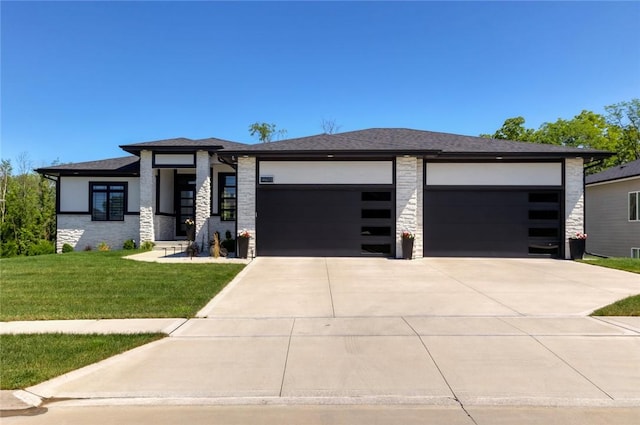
[581,257,640,316]
[579,257,640,274]
[0,251,244,320]
[0,333,164,389]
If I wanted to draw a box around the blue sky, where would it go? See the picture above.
[2,1,639,166]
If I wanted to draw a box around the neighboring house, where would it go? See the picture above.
[585,158,640,258]
[37,128,609,259]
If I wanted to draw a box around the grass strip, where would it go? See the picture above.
[579,257,640,274]
[592,295,640,317]
[0,333,164,389]
[0,251,245,321]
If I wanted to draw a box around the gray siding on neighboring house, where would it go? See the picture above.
[586,178,640,257]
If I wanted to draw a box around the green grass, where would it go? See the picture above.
[580,257,640,316]
[0,251,245,320]
[579,257,640,274]
[592,295,640,317]
[0,333,164,389]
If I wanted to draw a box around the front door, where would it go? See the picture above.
[175,174,196,237]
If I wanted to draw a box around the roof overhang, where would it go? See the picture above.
[120,145,227,155]
[219,149,612,163]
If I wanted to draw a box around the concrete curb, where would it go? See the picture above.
[0,390,43,415]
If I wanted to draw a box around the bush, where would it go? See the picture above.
[26,240,55,256]
[221,239,236,253]
[97,242,110,252]
[140,241,155,251]
[61,243,74,253]
[1,241,18,258]
[122,239,136,250]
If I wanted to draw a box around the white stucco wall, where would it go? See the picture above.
[56,215,139,252]
[237,156,256,256]
[564,158,585,259]
[259,161,393,185]
[157,168,174,214]
[426,162,562,186]
[154,153,195,166]
[59,176,140,212]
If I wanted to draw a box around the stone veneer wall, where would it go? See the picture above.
[195,151,212,243]
[564,157,585,259]
[237,156,256,256]
[139,150,155,243]
[395,156,423,259]
[57,215,139,252]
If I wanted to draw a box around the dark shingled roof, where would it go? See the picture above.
[221,128,611,159]
[120,137,247,154]
[585,158,640,185]
[36,156,140,176]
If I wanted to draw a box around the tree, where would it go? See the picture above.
[605,98,640,162]
[0,154,56,257]
[480,116,534,141]
[248,122,287,143]
[481,101,639,173]
[320,118,341,134]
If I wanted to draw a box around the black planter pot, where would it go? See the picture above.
[402,238,414,260]
[569,238,586,260]
[237,237,249,259]
[186,225,195,242]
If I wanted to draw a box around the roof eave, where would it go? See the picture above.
[219,149,612,162]
[119,145,226,155]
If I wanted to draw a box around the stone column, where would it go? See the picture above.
[395,156,422,259]
[237,156,256,256]
[195,150,212,245]
[564,158,585,259]
[139,150,155,244]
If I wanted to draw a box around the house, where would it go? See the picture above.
[585,158,640,258]
[36,128,610,259]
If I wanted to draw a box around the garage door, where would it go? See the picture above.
[423,190,562,257]
[257,187,395,257]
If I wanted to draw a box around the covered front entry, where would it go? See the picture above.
[423,189,563,257]
[256,186,395,257]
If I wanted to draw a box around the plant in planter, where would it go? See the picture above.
[401,231,415,260]
[568,232,587,260]
[221,230,236,253]
[185,218,195,242]
[237,229,251,259]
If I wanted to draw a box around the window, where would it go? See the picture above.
[219,173,236,221]
[632,248,640,259]
[90,183,126,221]
[630,192,639,221]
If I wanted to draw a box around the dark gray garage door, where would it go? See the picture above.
[257,187,394,257]
[423,189,562,257]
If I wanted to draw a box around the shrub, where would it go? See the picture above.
[122,239,136,250]
[1,241,18,258]
[221,239,236,253]
[61,243,74,253]
[97,242,110,252]
[140,241,155,251]
[26,240,55,256]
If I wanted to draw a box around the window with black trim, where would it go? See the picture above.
[91,183,126,221]
[218,173,236,221]
[629,192,639,222]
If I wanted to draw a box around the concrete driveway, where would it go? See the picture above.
[24,258,640,414]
